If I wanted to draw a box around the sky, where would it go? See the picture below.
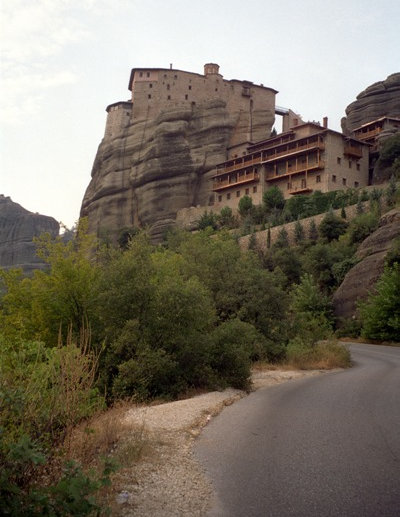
[1,0,399,229]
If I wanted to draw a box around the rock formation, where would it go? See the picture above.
[341,73,400,134]
[332,207,400,321]
[0,195,59,274]
[81,65,276,242]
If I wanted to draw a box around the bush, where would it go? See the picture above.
[359,263,400,341]
[319,209,348,242]
[348,212,379,244]
[286,339,351,369]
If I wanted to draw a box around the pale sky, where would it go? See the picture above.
[1,0,399,228]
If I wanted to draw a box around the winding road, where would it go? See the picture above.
[194,344,400,517]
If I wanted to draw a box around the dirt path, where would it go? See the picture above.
[111,369,332,516]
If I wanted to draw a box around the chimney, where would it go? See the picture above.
[323,116,328,128]
[170,63,173,70]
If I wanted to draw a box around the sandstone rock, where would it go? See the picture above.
[341,73,400,134]
[0,195,59,274]
[81,99,274,242]
[333,207,400,321]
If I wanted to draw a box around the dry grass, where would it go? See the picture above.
[286,340,352,370]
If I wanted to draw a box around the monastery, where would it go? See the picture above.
[84,64,396,237]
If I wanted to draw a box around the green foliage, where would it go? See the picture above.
[359,263,400,341]
[385,175,398,207]
[286,339,351,369]
[385,237,400,268]
[218,206,236,229]
[294,219,305,245]
[0,221,101,347]
[308,219,318,242]
[197,210,218,231]
[347,212,379,244]
[0,434,116,517]
[238,195,254,218]
[318,208,348,242]
[379,133,400,164]
[263,186,285,212]
[274,227,289,249]
[118,226,139,250]
[291,274,333,322]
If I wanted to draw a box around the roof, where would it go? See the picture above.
[106,101,132,112]
[352,116,400,132]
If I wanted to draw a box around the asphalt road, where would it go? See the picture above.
[194,344,400,517]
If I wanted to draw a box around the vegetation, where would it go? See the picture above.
[1,179,398,511]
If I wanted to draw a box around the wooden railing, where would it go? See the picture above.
[265,161,324,181]
[355,127,381,141]
[213,172,259,191]
[344,145,363,158]
[262,141,324,163]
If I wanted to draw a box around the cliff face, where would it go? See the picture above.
[341,73,400,134]
[332,207,400,321]
[81,99,274,242]
[0,195,59,274]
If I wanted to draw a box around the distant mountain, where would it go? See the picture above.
[0,195,59,274]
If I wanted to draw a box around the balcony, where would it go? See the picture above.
[262,140,325,163]
[213,172,259,191]
[265,161,324,181]
[214,156,261,176]
[289,186,313,195]
[354,127,382,141]
[344,145,363,158]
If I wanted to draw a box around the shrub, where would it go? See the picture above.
[286,339,351,369]
[359,263,400,341]
[348,212,379,244]
[319,208,348,242]
[238,195,254,218]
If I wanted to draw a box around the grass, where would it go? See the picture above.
[286,340,352,370]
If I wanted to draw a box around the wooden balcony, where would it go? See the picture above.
[265,161,324,182]
[214,156,261,177]
[354,127,382,141]
[344,145,363,158]
[262,141,324,163]
[289,186,313,195]
[213,172,260,191]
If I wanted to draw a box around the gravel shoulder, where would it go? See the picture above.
[112,369,333,516]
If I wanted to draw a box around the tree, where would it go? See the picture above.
[218,206,236,229]
[274,227,289,248]
[386,175,397,207]
[266,225,271,249]
[318,208,348,242]
[294,219,305,245]
[360,263,400,341]
[263,186,285,212]
[308,219,318,242]
[198,210,218,230]
[238,195,254,218]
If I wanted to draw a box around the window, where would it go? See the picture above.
[227,193,231,200]
[253,186,257,193]
[188,85,192,90]
[139,72,143,77]
[348,161,352,168]
[215,88,218,91]
[167,84,170,90]
[167,95,171,100]
[174,74,177,79]
[337,157,341,165]
[236,191,240,197]
[148,94,151,99]
[332,175,336,183]
[185,94,188,100]
[245,188,249,195]
[146,72,150,78]
[316,175,321,183]
[218,195,222,202]
[342,178,347,186]
[356,163,360,171]
[354,181,359,188]
[149,83,152,88]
